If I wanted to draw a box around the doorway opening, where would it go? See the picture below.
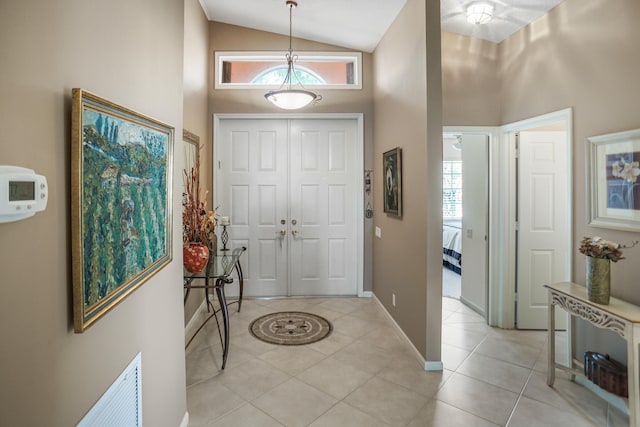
[442,134,462,300]
[441,131,490,317]
[501,109,573,330]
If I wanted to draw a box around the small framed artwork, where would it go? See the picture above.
[71,89,174,332]
[183,129,199,176]
[587,128,640,231]
[182,129,199,201]
[383,147,402,217]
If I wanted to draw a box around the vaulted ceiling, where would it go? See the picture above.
[200,0,566,52]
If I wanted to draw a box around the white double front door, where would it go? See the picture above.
[215,117,360,297]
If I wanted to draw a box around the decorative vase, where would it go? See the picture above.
[183,242,209,273]
[586,256,611,304]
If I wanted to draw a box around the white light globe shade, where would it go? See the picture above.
[466,2,494,25]
[264,89,318,110]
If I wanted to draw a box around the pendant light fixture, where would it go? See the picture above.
[264,0,321,110]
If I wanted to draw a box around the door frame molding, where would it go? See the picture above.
[213,113,365,297]
[499,107,574,329]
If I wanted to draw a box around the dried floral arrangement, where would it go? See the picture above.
[182,147,216,247]
[578,236,638,262]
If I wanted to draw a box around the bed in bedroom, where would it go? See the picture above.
[443,219,462,274]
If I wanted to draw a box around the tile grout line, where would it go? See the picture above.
[502,365,538,426]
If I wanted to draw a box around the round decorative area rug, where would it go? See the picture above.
[249,312,332,345]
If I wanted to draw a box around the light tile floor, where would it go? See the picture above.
[186,296,629,427]
[442,267,461,300]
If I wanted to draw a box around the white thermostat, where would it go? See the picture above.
[0,166,48,223]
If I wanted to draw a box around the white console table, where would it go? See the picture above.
[545,282,640,426]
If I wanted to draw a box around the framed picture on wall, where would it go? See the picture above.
[182,129,199,202]
[71,88,174,332]
[383,147,402,217]
[587,128,640,231]
[183,129,199,176]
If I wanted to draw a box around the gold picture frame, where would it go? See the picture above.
[182,129,199,201]
[71,89,174,332]
[183,129,199,177]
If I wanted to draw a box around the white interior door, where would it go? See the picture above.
[216,117,359,297]
[460,134,489,315]
[289,120,358,295]
[216,119,289,296]
[517,131,569,329]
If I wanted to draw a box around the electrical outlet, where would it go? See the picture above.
[375,226,382,238]
[392,293,396,307]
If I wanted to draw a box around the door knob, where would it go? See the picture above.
[291,229,298,237]
[278,229,286,248]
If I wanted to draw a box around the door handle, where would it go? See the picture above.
[291,229,298,237]
[279,229,287,236]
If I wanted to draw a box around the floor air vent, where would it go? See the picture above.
[78,353,142,427]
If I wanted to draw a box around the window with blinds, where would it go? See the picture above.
[443,161,462,218]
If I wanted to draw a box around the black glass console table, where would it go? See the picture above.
[183,246,245,369]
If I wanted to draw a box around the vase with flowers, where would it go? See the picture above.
[578,236,637,304]
[182,148,217,273]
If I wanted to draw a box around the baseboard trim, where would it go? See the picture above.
[459,296,486,318]
[359,291,373,298]
[425,361,444,371]
[179,411,189,427]
[185,299,208,347]
[373,294,427,369]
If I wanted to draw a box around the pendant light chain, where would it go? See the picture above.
[286,0,297,90]
[288,1,294,53]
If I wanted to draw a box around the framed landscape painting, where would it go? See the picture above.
[587,128,640,231]
[383,147,402,217]
[71,89,174,332]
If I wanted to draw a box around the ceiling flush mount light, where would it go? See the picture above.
[466,2,494,25]
[264,0,321,110]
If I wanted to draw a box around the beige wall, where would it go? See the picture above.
[500,0,640,361]
[183,0,211,323]
[441,31,501,126]
[0,0,187,425]
[208,22,376,291]
[372,0,443,359]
